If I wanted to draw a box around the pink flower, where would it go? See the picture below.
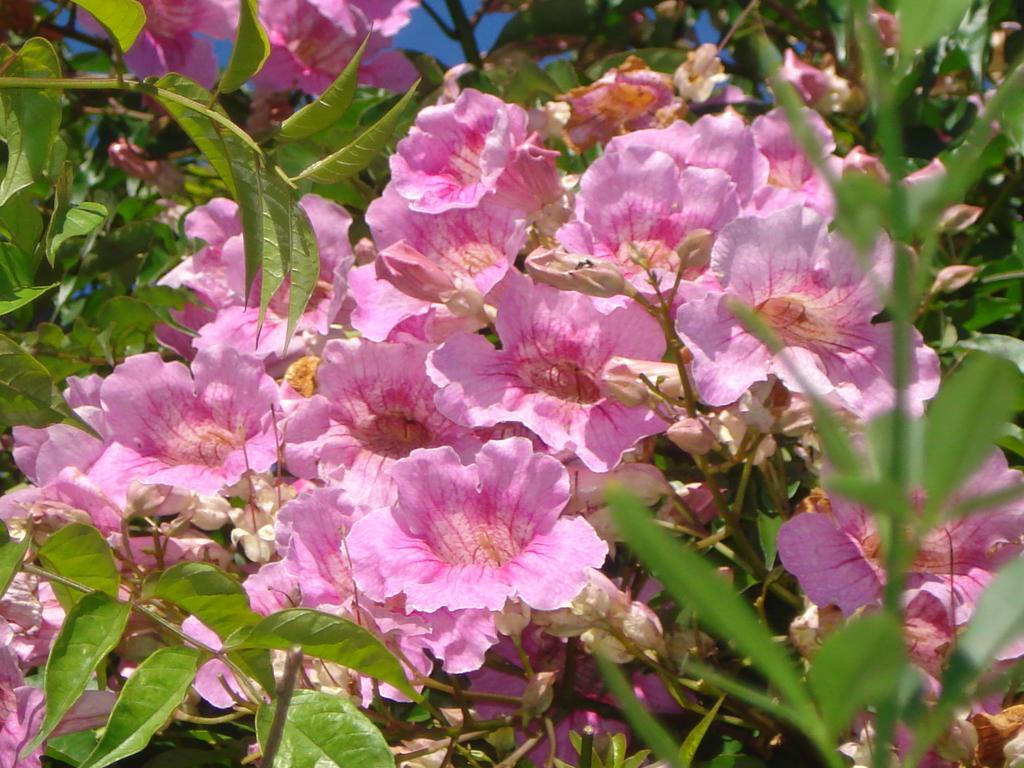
[607,112,768,206]
[255,0,417,94]
[562,55,680,151]
[556,142,739,292]
[777,49,854,113]
[87,346,280,500]
[427,274,667,472]
[750,107,840,217]
[284,338,477,507]
[350,188,526,341]
[0,645,43,768]
[777,451,1024,622]
[81,0,237,88]
[346,437,608,612]
[0,467,124,537]
[12,375,106,486]
[162,195,354,360]
[674,206,940,418]
[0,575,63,669]
[390,88,562,215]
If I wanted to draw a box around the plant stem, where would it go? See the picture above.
[260,646,303,768]
[442,0,483,67]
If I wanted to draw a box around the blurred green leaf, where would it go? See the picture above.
[229,608,416,699]
[0,283,55,316]
[71,0,146,51]
[24,592,131,755]
[897,0,971,58]
[923,352,1021,512]
[280,36,368,140]
[0,520,29,596]
[256,689,393,768]
[957,334,1024,375]
[0,38,63,206]
[495,0,594,48]
[607,488,814,716]
[38,523,120,608]
[154,562,261,639]
[294,83,419,184]
[80,647,203,768]
[0,188,44,256]
[219,0,270,92]
[808,613,907,739]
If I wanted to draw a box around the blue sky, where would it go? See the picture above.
[394,1,513,66]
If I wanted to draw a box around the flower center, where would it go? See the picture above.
[615,239,677,276]
[521,359,602,403]
[432,523,523,567]
[358,413,432,459]
[161,424,238,467]
[756,296,839,346]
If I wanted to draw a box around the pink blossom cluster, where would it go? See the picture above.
[80,0,419,91]
[6,66,1019,765]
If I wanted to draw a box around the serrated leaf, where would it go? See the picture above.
[0,520,29,596]
[153,562,261,639]
[72,0,146,51]
[47,202,108,264]
[279,36,368,140]
[0,332,90,432]
[923,352,1021,513]
[24,592,130,755]
[228,608,415,699]
[294,82,419,184]
[606,488,814,716]
[0,38,63,206]
[219,0,270,92]
[256,690,393,768]
[897,0,971,57]
[80,647,203,768]
[38,524,120,608]
[808,613,907,739]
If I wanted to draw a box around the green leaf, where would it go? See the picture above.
[255,689,393,768]
[47,202,109,264]
[38,524,120,607]
[957,334,1024,376]
[0,284,54,316]
[80,647,203,768]
[606,488,814,716]
[0,332,90,431]
[153,562,261,639]
[923,352,1021,512]
[897,0,971,57]
[0,520,30,595]
[294,82,419,184]
[808,613,907,739]
[679,695,724,768]
[25,592,131,755]
[152,74,245,198]
[279,36,369,140]
[71,0,146,50]
[0,38,63,206]
[597,656,680,768]
[219,0,270,92]
[0,188,44,256]
[229,608,416,699]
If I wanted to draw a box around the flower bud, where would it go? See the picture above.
[673,44,728,103]
[938,204,983,233]
[930,264,978,295]
[108,139,184,196]
[1006,729,1024,767]
[601,357,681,407]
[675,229,714,275]
[375,241,458,303]
[666,416,716,455]
[621,602,665,655]
[524,248,629,298]
[494,601,531,637]
[522,671,557,716]
[353,237,377,266]
[789,604,843,659]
